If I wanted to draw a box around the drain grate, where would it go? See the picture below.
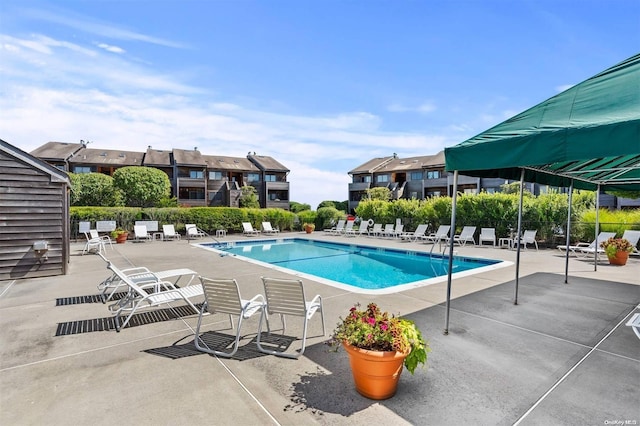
[55,303,203,336]
[55,292,127,306]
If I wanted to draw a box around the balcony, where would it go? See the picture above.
[349,182,371,191]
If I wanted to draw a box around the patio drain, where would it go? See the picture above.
[54,303,203,335]
[55,292,127,306]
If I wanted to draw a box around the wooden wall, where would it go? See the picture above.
[0,151,69,280]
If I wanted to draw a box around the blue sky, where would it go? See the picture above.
[1,0,638,208]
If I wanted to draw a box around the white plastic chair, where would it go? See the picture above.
[256,277,325,358]
[242,222,260,236]
[134,225,151,242]
[450,226,477,246]
[423,225,451,245]
[186,224,207,238]
[162,224,181,241]
[261,222,280,234]
[479,228,496,247]
[324,219,345,234]
[194,277,267,357]
[400,224,429,242]
[557,232,616,256]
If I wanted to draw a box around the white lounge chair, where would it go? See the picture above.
[186,224,207,238]
[194,277,267,357]
[340,220,355,235]
[162,224,181,241]
[626,311,640,340]
[256,277,325,359]
[423,225,451,245]
[513,229,538,251]
[134,225,151,242]
[400,224,429,242]
[479,228,496,247]
[242,222,261,236]
[368,223,383,237]
[449,226,477,246]
[622,230,640,255]
[380,224,395,238]
[557,232,616,257]
[104,259,203,332]
[345,221,369,237]
[96,253,197,303]
[82,229,113,255]
[578,230,640,257]
[262,222,280,234]
[324,219,345,234]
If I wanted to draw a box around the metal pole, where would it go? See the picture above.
[444,170,458,336]
[594,185,600,272]
[564,181,574,284]
[514,169,525,305]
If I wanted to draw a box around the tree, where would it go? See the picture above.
[366,187,391,201]
[290,201,311,213]
[69,172,123,206]
[112,166,171,207]
[239,185,260,208]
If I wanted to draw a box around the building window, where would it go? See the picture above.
[410,172,423,180]
[376,174,389,183]
[179,188,205,200]
[265,174,276,182]
[209,171,222,180]
[73,166,91,173]
[247,173,260,182]
[189,170,204,179]
[426,170,441,179]
[363,175,372,183]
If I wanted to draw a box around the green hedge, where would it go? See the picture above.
[353,191,622,243]
[71,206,296,235]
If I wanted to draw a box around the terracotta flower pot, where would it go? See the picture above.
[608,250,629,266]
[115,233,128,244]
[342,341,409,400]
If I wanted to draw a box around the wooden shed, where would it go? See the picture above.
[0,140,70,280]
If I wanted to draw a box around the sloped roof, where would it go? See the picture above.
[68,148,143,166]
[248,154,289,172]
[143,148,172,166]
[445,54,640,191]
[202,155,258,171]
[349,156,395,174]
[173,149,207,166]
[2,139,70,184]
[30,141,84,160]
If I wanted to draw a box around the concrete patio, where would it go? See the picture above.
[1,232,638,425]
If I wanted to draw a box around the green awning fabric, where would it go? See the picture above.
[445,54,640,191]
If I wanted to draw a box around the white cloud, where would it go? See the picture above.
[387,101,436,115]
[555,84,574,93]
[96,43,125,54]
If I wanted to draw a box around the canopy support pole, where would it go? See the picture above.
[444,170,458,336]
[514,169,525,305]
[564,181,574,284]
[594,184,600,271]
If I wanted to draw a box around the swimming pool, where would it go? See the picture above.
[197,238,511,294]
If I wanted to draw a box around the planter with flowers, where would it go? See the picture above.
[330,302,429,400]
[600,237,634,266]
[303,223,315,234]
[111,228,129,244]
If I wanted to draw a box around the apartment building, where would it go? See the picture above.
[31,142,290,209]
[348,151,512,213]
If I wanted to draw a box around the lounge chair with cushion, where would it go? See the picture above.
[479,228,496,247]
[103,258,203,332]
[162,224,181,241]
[262,222,280,234]
[557,231,616,257]
[256,277,325,358]
[242,222,261,236]
[194,277,267,357]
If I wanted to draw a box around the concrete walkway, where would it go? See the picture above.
[1,232,638,425]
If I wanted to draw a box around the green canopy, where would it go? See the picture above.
[445,54,640,191]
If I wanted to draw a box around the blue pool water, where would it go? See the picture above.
[199,238,505,293]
